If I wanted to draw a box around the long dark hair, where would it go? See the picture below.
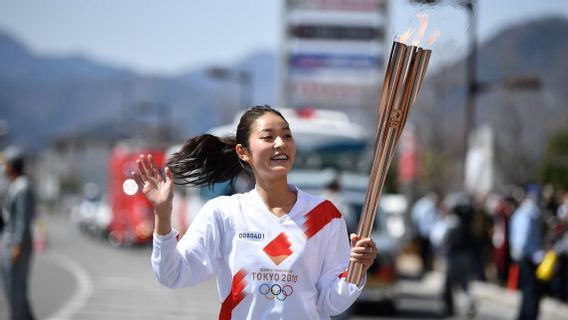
[167,105,287,187]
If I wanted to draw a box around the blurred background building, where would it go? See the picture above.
[0,0,566,199]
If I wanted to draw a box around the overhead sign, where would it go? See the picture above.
[290,79,379,108]
[282,0,389,112]
[290,54,382,70]
[290,25,384,41]
[287,0,386,11]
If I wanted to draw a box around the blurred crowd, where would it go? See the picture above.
[411,184,568,318]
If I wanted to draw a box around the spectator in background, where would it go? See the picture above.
[510,187,544,320]
[431,193,476,317]
[1,146,36,320]
[558,191,568,223]
[492,196,517,286]
[554,191,568,302]
[322,178,355,233]
[411,192,440,275]
[541,184,560,220]
[471,195,492,281]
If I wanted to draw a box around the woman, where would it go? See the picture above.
[134,105,377,319]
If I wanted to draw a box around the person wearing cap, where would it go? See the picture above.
[510,186,544,320]
[1,146,36,320]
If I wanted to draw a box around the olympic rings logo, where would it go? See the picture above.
[258,283,294,301]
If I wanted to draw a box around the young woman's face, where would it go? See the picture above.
[244,112,296,180]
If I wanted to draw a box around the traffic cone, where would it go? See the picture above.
[34,217,48,253]
[507,263,519,291]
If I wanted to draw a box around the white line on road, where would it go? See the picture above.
[43,251,94,320]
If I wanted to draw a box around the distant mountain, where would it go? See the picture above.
[0,31,277,150]
[0,33,131,83]
[1,15,567,187]
[409,17,568,187]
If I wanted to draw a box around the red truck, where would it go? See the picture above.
[107,142,165,246]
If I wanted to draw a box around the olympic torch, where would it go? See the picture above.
[346,25,435,284]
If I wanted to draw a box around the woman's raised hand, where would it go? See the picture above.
[132,154,174,218]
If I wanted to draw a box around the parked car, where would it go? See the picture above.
[72,182,111,239]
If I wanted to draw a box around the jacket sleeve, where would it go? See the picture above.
[509,211,526,261]
[316,217,365,316]
[13,184,35,246]
[151,200,223,288]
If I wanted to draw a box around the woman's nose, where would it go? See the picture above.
[274,136,284,148]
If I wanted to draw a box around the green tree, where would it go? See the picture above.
[538,130,568,188]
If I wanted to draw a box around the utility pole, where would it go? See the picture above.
[411,0,477,185]
[463,0,477,176]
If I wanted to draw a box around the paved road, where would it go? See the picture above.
[1,213,219,320]
[347,273,516,320]
[1,212,567,319]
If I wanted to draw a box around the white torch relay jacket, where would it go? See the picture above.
[152,185,365,320]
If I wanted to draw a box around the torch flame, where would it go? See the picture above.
[412,13,429,46]
[399,28,415,44]
[427,29,441,45]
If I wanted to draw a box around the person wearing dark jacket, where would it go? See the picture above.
[432,193,476,317]
[1,146,36,320]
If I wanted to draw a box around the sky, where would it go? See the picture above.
[0,0,567,76]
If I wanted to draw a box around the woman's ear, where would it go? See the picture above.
[235,144,250,162]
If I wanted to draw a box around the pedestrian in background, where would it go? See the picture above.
[492,196,517,286]
[322,178,355,233]
[431,192,476,317]
[411,192,440,275]
[510,186,544,320]
[553,191,568,302]
[1,146,36,320]
[134,105,377,319]
[471,195,492,282]
[558,190,568,224]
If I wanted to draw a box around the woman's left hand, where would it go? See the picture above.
[350,234,377,274]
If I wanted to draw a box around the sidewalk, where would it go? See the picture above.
[472,279,568,320]
[397,253,568,320]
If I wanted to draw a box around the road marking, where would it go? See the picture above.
[44,251,94,320]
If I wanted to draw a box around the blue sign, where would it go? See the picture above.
[290,54,382,70]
